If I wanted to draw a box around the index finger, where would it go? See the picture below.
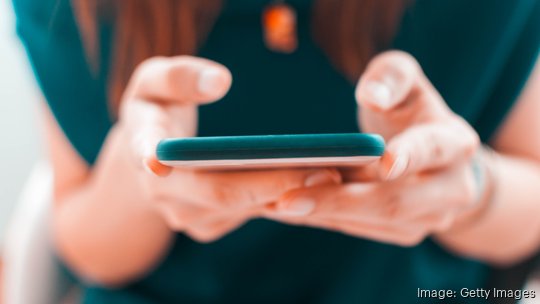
[380,119,479,180]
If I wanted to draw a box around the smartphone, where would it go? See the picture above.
[156,133,385,170]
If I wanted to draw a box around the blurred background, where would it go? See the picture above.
[0,0,42,248]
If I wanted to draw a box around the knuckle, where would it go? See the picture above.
[466,125,481,147]
[424,130,445,165]
[166,217,184,232]
[454,117,480,157]
[188,230,216,243]
[188,226,223,243]
[466,134,481,158]
[397,232,425,247]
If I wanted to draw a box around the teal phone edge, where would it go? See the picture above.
[156,133,385,162]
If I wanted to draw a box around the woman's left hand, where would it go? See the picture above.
[264,51,487,246]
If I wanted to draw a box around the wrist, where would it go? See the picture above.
[439,146,498,235]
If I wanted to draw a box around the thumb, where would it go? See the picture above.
[355,51,420,112]
[355,51,450,137]
[124,56,233,106]
[122,56,232,176]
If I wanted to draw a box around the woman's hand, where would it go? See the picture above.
[53,55,341,284]
[111,56,341,242]
[264,51,487,246]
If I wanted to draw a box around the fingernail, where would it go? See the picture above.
[278,198,315,216]
[143,155,172,177]
[304,171,340,187]
[198,69,225,98]
[386,153,408,180]
[364,81,393,110]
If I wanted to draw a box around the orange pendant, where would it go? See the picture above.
[262,3,298,53]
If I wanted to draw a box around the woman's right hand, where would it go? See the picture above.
[94,56,341,242]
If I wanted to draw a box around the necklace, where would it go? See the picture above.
[262,0,298,53]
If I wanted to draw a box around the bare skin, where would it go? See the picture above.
[267,52,540,265]
[49,57,340,285]
[47,52,540,286]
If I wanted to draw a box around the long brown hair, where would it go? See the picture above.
[73,0,408,109]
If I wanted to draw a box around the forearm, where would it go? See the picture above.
[53,174,174,286]
[437,148,540,266]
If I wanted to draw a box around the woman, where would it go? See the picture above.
[11,0,540,303]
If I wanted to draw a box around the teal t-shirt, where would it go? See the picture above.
[12,0,540,303]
